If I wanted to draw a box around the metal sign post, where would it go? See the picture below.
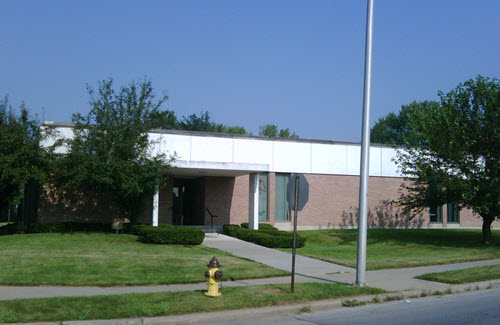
[291,176,299,293]
[286,173,309,293]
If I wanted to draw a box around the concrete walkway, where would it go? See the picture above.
[204,233,500,292]
[1,233,499,301]
[202,233,353,276]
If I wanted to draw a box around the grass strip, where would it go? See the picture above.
[282,229,500,270]
[415,264,500,284]
[0,233,288,286]
[0,283,384,323]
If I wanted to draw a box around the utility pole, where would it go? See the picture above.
[356,0,374,287]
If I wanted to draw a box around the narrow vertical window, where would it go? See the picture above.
[275,173,290,221]
[447,202,460,223]
[258,173,268,221]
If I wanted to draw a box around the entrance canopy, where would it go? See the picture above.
[170,160,268,178]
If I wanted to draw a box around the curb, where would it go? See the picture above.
[10,280,499,325]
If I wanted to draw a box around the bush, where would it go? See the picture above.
[130,224,148,235]
[0,223,26,235]
[223,224,306,248]
[136,225,205,245]
[29,222,112,233]
[240,222,278,232]
[0,222,116,236]
[222,224,241,237]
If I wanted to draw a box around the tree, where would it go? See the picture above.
[258,124,299,138]
[395,76,499,243]
[371,101,437,145]
[178,111,247,134]
[0,96,49,224]
[149,109,178,130]
[51,79,174,222]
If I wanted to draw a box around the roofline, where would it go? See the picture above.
[42,121,404,149]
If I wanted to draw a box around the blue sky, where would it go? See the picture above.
[1,0,499,142]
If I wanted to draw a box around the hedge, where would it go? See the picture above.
[135,225,205,245]
[130,224,172,235]
[240,222,279,232]
[0,222,112,235]
[30,222,113,233]
[223,224,306,248]
[0,223,26,235]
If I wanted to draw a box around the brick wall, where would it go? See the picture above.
[218,173,428,228]
[228,175,250,225]
[158,182,173,224]
[39,185,153,224]
[278,174,425,228]
[204,177,236,225]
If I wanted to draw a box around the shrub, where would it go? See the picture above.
[222,224,241,237]
[130,223,172,235]
[130,224,148,235]
[0,223,26,235]
[136,225,205,245]
[30,222,65,233]
[0,222,117,236]
[29,222,112,233]
[240,222,278,232]
[223,224,306,248]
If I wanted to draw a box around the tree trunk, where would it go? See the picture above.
[482,215,494,244]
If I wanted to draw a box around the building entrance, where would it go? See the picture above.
[172,178,205,225]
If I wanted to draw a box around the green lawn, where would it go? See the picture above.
[0,283,385,323]
[283,229,500,270]
[416,264,500,284]
[0,232,288,286]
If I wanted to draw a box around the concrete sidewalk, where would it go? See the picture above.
[202,233,353,276]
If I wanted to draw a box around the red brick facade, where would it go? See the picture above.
[150,173,499,229]
[39,172,499,229]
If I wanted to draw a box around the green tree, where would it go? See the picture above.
[259,124,299,138]
[178,111,247,134]
[149,109,178,130]
[259,124,278,137]
[223,125,248,134]
[395,76,500,243]
[0,96,49,224]
[51,79,174,222]
[371,101,437,145]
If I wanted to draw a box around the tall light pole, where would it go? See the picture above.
[356,0,374,287]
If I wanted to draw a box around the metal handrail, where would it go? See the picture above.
[206,209,220,235]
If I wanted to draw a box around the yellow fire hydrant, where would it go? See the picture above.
[204,256,223,297]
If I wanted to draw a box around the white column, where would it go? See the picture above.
[152,185,159,227]
[248,173,259,230]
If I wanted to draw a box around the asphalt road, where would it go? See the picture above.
[195,288,500,325]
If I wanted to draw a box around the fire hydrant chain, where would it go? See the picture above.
[204,256,223,297]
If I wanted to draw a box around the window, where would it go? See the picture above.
[275,173,290,221]
[429,205,442,223]
[258,173,268,221]
[447,202,460,223]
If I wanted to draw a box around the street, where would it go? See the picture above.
[194,288,500,325]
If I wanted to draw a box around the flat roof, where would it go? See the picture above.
[43,121,403,149]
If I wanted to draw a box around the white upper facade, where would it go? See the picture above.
[43,122,402,178]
